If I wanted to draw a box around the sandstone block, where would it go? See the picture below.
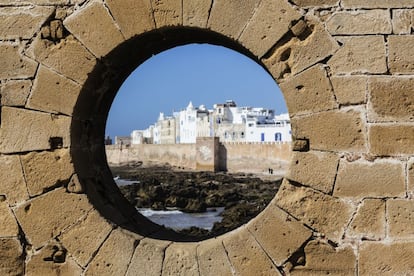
[334,160,405,199]
[151,0,182,27]
[326,10,391,35]
[369,124,414,156]
[239,0,301,58]
[1,80,32,107]
[64,2,125,58]
[330,76,367,106]
[197,238,233,276]
[408,158,414,196]
[368,76,414,122]
[276,180,353,242]
[183,0,211,28]
[0,0,68,4]
[0,155,28,205]
[359,242,414,274]
[392,10,413,34]
[0,42,37,79]
[106,0,154,39]
[0,201,19,237]
[263,17,339,81]
[126,238,170,276]
[290,240,356,275]
[14,188,92,248]
[287,151,339,194]
[290,0,338,7]
[0,7,53,40]
[342,0,414,8]
[247,203,312,266]
[162,242,199,276]
[291,109,366,152]
[207,0,260,40]
[27,35,96,83]
[26,241,83,276]
[223,228,281,275]
[0,238,24,276]
[347,199,386,240]
[60,209,113,267]
[86,228,141,276]
[327,36,387,74]
[0,107,71,153]
[27,66,81,116]
[388,36,414,74]
[387,199,414,239]
[279,65,337,116]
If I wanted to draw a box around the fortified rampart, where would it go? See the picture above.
[106,141,291,174]
[2,0,414,275]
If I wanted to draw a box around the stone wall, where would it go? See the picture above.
[2,0,414,275]
[106,141,291,174]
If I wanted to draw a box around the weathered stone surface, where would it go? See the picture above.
[197,238,232,276]
[392,9,413,34]
[106,0,154,39]
[347,199,386,240]
[290,240,356,275]
[247,203,312,266]
[183,0,211,28]
[0,155,28,205]
[0,0,68,4]
[330,76,367,106]
[162,242,198,276]
[126,238,170,276]
[326,10,392,35]
[359,242,414,274]
[26,241,83,276]
[64,2,125,58]
[208,0,260,40]
[334,160,405,199]
[223,228,280,275]
[263,17,339,80]
[27,66,81,116]
[291,0,338,7]
[151,0,182,27]
[409,158,414,197]
[0,107,71,153]
[0,80,32,107]
[388,36,414,74]
[369,124,414,156]
[239,0,301,58]
[279,65,337,116]
[387,199,414,239]
[0,201,19,237]
[276,180,353,242]
[0,42,38,79]
[342,0,414,8]
[27,35,96,83]
[291,109,366,152]
[60,210,113,267]
[86,228,140,276]
[368,77,414,122]
[14,188,92,248]
[0,7,53,40]
[287,151,339,194]
[0,238,24,276]
[328,36,387,74]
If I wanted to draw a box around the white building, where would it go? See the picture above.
[130,101,291,144]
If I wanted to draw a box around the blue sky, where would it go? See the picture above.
[105,44,287,138]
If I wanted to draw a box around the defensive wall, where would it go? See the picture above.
[105,141,291,174]
[1,0,414,275]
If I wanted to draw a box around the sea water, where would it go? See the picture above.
[114,177,223,230]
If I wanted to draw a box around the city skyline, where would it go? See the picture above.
[105,43,287,139]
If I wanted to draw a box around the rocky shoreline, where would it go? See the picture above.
[111,164,282,239]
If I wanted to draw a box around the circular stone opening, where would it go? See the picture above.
[70,27,292,241]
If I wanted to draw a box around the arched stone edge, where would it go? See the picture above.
[0,0,400,274]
